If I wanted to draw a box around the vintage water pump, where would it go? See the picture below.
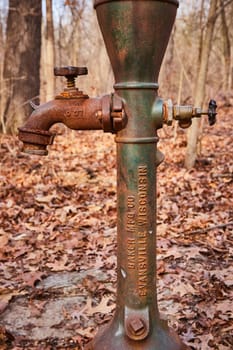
[18,0,217,349]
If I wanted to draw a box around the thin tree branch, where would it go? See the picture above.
[202,0,233,28]
[183,222,233,235]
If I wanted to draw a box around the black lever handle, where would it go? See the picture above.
[207,99,217,126]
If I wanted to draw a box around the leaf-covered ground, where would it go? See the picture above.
[0,105,232,350]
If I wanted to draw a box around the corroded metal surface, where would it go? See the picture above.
[95,0,178,85]
[88,0,190,349]
[18,66,126,154]
[54,66,88,77]
[162,99,217,128]
[54,66,89,98]
[94,0,179,8]
[18,97,102,154]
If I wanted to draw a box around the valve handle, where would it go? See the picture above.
[162,98,217,128]
[54,66,88,89]
[207,99,217,126]
[54,66,88,77]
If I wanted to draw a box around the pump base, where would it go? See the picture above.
[85,317,190,350]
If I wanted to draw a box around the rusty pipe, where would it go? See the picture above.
[18,94,127,155]
[21,98,102,131]
[18,97,102,155]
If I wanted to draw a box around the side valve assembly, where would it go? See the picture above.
[163,99,217,128]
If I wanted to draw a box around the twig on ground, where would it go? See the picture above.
[183,221,233,235]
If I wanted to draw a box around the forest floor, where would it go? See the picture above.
[0,104,232,350]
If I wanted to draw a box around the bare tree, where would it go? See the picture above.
[52,0,86,94]
[220,0,231,91]
[54,1,113,96]
[185,0,218,169]
[44,0,55,101]
[2,0,42,134]
[0,20,4,132]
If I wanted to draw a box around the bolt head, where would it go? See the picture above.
[125,315,149,341]
[129,318,145,334]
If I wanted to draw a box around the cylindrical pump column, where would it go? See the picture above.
[88,0,190,348]
[116,139,159,340]
[87,88,189,349]
[115,88,159,339]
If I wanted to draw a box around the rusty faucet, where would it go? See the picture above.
[18,66,127,155]
[18,1,217,349]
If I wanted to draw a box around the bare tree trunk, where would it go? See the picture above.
[173,67,183,143]
[0,21,4,132]
[44,0,55,100]
[2,0,42,134]
[220,0,231,91]
[69,1,85,66]
[185,0,218,169]
[231,3,233,89]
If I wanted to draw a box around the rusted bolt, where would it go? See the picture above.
[111,93,127,132]
[129,318,145,334]
[126,317,148,340]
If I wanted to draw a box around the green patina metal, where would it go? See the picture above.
[88,0,190,349]
[95,0,178,84]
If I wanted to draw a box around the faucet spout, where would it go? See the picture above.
[18,97,102,155]
[18,94,127,155]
